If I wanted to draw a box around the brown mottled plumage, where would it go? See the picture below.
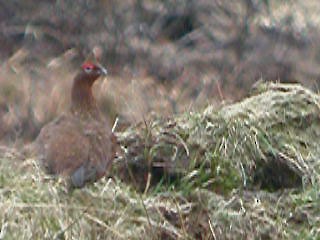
[33,62,114,188]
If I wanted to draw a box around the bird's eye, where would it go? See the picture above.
[84,67,93,73]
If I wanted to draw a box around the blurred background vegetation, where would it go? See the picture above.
[1,0,320,144]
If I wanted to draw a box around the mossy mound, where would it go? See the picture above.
[116,83,320,192]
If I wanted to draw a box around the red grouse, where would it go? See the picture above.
[32,61,115,188]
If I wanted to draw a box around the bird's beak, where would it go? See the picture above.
[97,64,108,75]
[101,67,108,75]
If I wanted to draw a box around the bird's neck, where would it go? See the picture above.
[70,79,100,118]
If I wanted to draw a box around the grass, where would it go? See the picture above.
[0,156,319,239]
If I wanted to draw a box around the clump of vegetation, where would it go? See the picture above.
[116,82,320,194]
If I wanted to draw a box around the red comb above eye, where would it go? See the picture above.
[82,62,96,69]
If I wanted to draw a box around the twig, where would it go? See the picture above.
[143,172,152,195]
[53,207,89,240]
[173,197,188,238]
[112,117,119,133]
[138,193,156,239]
[85,213,124,238]
[208,217,217,240]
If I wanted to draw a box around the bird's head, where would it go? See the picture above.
[77,62,107,85]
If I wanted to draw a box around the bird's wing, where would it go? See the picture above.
[34,114,90,175]
[81,119,114,177]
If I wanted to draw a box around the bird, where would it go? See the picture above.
[32,60,115,188]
